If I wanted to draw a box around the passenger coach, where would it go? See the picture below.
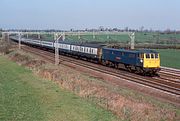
[57,41,105,61]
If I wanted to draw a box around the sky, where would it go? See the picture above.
[0,0,180,30]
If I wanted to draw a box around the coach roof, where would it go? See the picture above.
[59,41,106,48]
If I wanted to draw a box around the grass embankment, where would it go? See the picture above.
[5,50,180,121]
[157,49,180,69]
[0,56,117,121]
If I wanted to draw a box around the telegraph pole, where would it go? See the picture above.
[129,32,135,49]
[93,30,95,39]
[18,32,21,49]
[38,32,41,39]
[62,32,65,41]
[78,31,81,40]
[106,31,109,39]
[7,33,9,43]
[54,33,59,65]
[26,33,28,38]
[1,32,5,41]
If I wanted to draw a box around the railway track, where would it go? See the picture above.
[54,53,180,94]
[158,67,180,86]
[162,67,180,74]
[21,45,180,105]
[159,68,180,80]
[21,46,180,94]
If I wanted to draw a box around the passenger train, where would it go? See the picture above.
[10,36,161,75]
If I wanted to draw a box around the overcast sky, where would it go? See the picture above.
[0,0,179,30]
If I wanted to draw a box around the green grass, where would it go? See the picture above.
[157,49,180,69]
[64,32,180,44]
[0,56,118,121]
[65,34,130,43]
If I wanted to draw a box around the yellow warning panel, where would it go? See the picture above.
[143,54,160,68]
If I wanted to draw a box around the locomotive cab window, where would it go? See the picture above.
[146,54,150,58]
[151,54,155,59]
[155,54,158,58]
[140,54,144,58]
[137,54,140,58]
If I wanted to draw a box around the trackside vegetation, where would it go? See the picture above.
[0,56,118,121]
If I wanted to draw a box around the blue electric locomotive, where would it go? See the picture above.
[101,48,160,74]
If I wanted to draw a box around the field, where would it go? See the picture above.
[0,56,117,121]
[157,49,180,69]
[67,32,180,44]
[34,32,180,45]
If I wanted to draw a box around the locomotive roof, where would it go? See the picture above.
[103,48,159,54]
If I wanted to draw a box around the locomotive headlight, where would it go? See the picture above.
[140,59,143,63]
